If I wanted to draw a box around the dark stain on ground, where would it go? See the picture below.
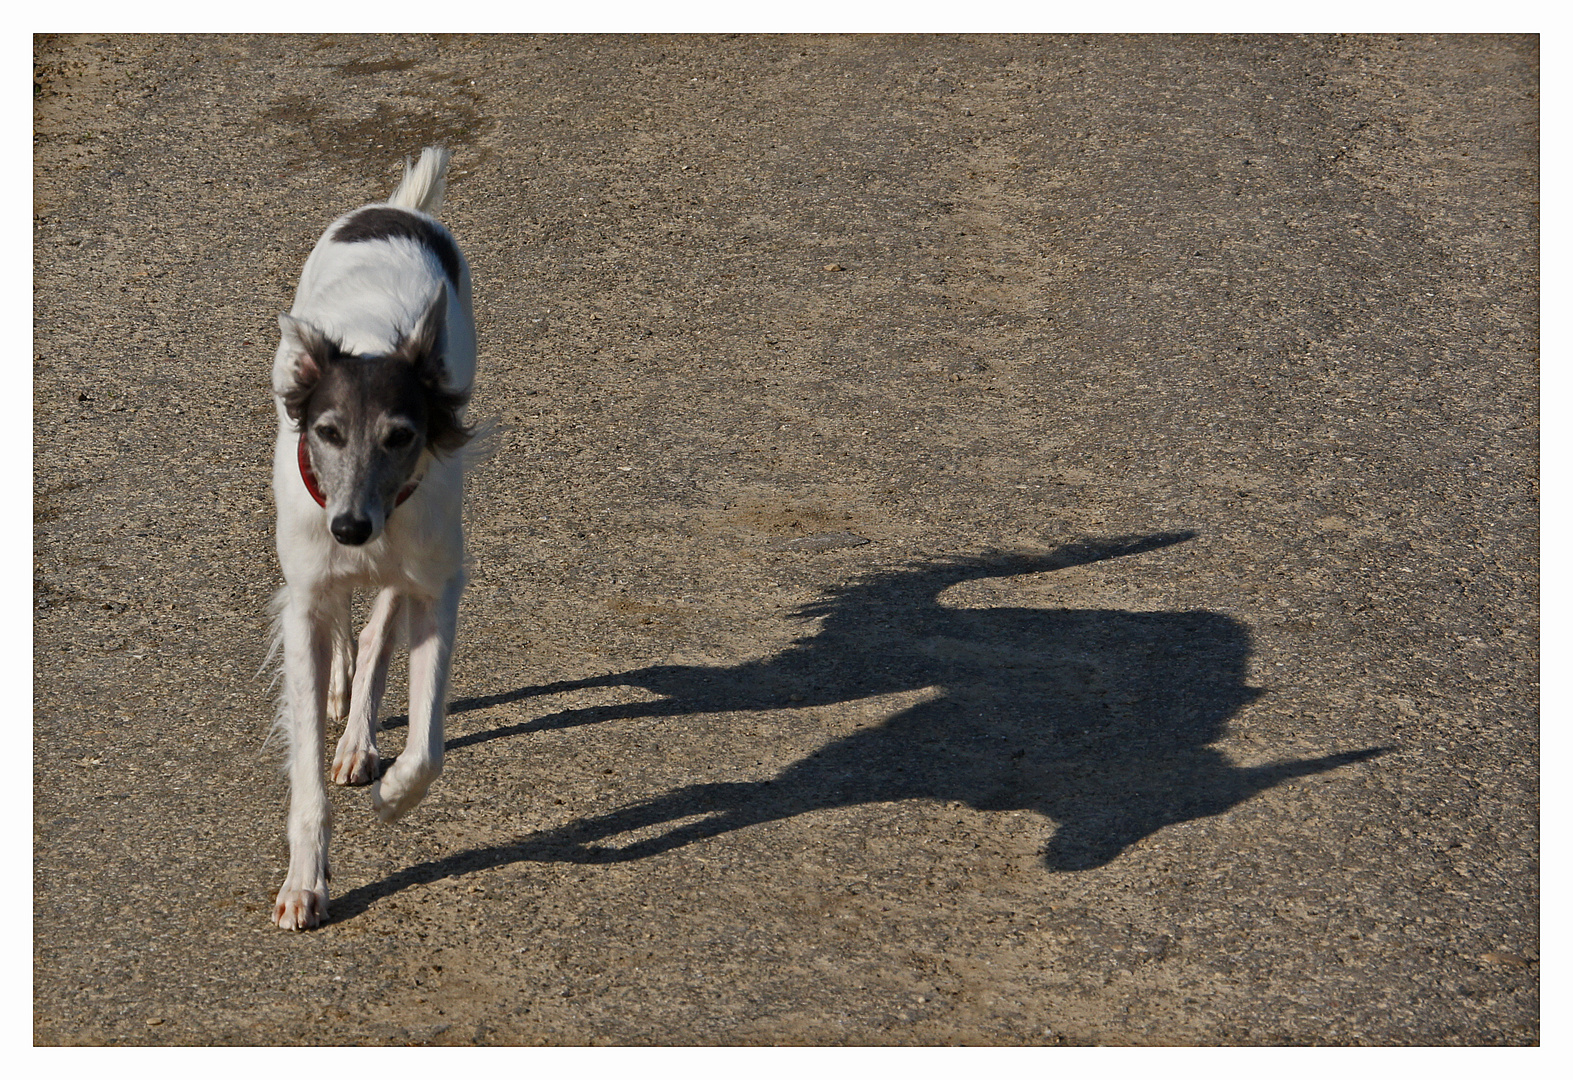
[262,85,487,172]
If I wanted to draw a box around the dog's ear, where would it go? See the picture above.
[393,291,472,455]
[277,314,337,425]
[389,289,448,377]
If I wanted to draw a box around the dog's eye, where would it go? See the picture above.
[385,428,416,450]
[315,424,345,447]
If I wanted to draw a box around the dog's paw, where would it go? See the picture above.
[371,759,438,823]
[331,746,381,787]
[272,885,328,930]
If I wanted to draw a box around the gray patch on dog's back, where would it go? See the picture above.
[332,207,462,284]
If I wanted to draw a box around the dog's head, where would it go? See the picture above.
[277,290,471,546]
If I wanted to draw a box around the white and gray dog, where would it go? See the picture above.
[268,147,476,929]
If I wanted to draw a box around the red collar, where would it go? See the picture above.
[297,433,419,509]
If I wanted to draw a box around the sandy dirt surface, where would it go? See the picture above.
[33,34,1537,1045]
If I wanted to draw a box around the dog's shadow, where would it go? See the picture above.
[338,532,1386,921]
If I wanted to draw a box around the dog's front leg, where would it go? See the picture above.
[325,590,354,725]
[273,588,335,930]
[332,587,403,786]
[372,573,462,823]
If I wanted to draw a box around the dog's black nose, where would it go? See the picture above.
[330,514,373,546]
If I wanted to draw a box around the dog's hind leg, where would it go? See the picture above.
[372,572,463,823]
[326,591,354,725]
[332,587,403,787]
[273,587,336,930]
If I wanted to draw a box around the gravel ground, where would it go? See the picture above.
[33,33,1537,1045]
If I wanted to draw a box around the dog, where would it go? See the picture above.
[268,147,476,929]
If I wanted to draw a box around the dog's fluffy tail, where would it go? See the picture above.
[388,146,452,215]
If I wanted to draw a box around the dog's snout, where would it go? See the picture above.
[330,514,374,546]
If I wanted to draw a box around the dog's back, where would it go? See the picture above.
[273,148,475,399]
